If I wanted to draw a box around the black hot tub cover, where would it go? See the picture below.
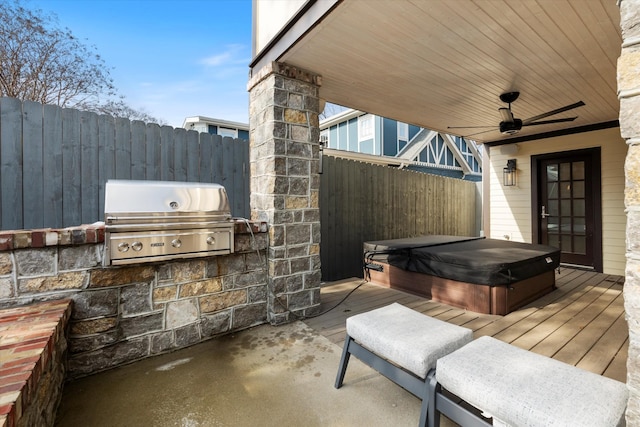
[363,235,560,286]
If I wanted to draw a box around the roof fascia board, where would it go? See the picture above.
[320,109,363,128]
[443,134,474,176]
[396,129,438,160]
[324,148,403,167]
[324,148,480,176]
[250,0,342,74]
[183,116,249,130]
[464,136,482,162]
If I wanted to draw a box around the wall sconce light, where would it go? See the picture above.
[503,159,517,186]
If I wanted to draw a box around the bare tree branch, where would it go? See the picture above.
[0,1,164,123]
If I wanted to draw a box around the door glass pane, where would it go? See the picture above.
[574,217,586,235]
[561,217,571,233]
[548,217,559,233]
[573,181,585,198]
[561,200,571,215]
[548,200,559,216]
[560,182,571,198]
[561,235,572,251]
[573,199,585,216]
[547,183,558,199]
[547,164,558,182]
[573,161,585,180]
[560,162,571,181]
[548,234,560,248]
[574,236,586,254]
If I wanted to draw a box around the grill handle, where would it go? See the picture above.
[106,214,230,223]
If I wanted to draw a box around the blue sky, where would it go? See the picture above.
[27,0,252,128]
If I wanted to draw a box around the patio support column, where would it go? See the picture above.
[619,0,640,422]
[247,62,322,324]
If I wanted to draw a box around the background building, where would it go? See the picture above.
[183,116,249,140]
[321,109,482,181]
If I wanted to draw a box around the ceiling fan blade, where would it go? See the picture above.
[463,128,499,138]
[522,101,585,125]
[447,125,496,129]
[523,117,578,126]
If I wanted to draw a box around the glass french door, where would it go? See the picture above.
[537,150,600,269]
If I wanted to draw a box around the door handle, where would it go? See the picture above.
[541,205,551,218]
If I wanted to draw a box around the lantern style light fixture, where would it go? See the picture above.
[503,159,517,186]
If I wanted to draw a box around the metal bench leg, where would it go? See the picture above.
[334,334,353,389]
[418,369,435,427]
[427,370,440,427]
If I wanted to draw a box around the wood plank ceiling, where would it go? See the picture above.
[277,0,621,143]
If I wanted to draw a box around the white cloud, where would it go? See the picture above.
[200,44,249,68]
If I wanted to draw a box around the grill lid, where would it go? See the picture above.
[104,180,235,265]
[104,180,231,224]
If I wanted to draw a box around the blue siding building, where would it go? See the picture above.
[320,109,482,181]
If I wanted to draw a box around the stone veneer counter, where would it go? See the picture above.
[0,220,270,380]
[0,299,72,427]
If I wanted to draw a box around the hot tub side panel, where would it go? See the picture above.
[366,262,556,315]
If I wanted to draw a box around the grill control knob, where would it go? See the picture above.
[117,242,130,252]
[131,241,143,251]
[171,239,182,248]
[206,236,216,245]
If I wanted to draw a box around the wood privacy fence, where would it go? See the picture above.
[1,97,478,281]
[0,97,249,230]
[320,155,478,281]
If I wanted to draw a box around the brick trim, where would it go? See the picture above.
[0,220,267,251]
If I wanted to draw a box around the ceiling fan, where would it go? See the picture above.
[448,92,585,137]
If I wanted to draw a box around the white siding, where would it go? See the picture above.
[254,0,306,54]
[489,127,626,275]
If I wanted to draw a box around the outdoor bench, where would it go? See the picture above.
[334,302,473,426]
[335,303,628,427]
[0,299,72,427]
[428,335,628,427]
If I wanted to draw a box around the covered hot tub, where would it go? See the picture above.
[363,235,560,315]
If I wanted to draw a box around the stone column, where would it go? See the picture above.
[247,62,322,324]
[619,0,640,423]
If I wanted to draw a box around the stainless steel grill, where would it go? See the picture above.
[104,180,234,265]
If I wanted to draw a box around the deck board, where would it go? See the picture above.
[603,338,628,381]
[526,284,621,358]
[498,277,617,349]
[579,308,627,368]
[551,293,625,365]
[304,267,627,383]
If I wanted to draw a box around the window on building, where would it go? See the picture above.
[217,127,238,138]
[320,130,329,146]
[397,122,409,152]
[358,114,374,141]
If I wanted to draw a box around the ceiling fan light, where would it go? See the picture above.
[499,107,513,123]
[500,119,522,135]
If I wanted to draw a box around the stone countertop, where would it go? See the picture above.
[0,219,268,251]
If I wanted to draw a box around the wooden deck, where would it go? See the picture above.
[304,267,627,383]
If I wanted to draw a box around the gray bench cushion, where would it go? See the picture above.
[436,336,628,427]
[346,303,473,378]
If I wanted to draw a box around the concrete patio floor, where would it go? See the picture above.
[55,267,625,426]
[55,320,435,427]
